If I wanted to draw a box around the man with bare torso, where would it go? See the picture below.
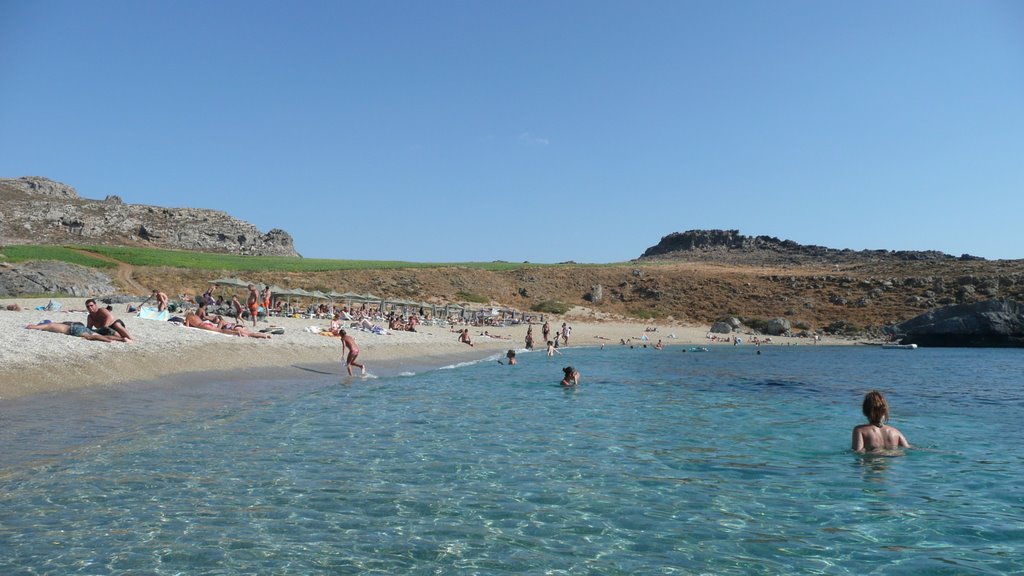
[85,298,133,342]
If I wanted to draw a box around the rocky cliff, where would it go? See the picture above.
[640,229,983,266]
[0,176,299,256]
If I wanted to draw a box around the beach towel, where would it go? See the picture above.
[136,306,170,321]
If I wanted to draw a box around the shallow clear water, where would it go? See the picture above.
[2,345,1023,574]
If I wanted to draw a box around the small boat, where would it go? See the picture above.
[882,343,918,350]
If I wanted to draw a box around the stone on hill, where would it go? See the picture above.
[765,317,791,336]
[891,299,1024,347]
[710,321,733,334]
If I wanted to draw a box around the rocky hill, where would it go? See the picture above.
[0,176,298,256]
[4,191,1024,338]
[641,229,984,266]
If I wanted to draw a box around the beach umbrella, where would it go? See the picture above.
[308,290,331,300]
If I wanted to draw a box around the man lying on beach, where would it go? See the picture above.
[85,299,134,343]
[26,321,122,342]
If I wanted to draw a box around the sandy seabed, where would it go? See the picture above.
[0,298,851,400]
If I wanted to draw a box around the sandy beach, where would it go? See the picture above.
[0,297,851,400]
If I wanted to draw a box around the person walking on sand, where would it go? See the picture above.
[542,321,550,343]
[340,329,366,376]
[85,298,133,342]
[852,390,910,452]
[246,284,260,328]
[525,325,534,350]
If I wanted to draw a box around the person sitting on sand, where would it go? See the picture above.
[458,328,473,347]
[560,366,580,387]
[852,390,910,452]
[85,298,133,342]
[26,321,121,342]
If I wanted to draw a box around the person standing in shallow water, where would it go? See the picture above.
[340,329,366,376]
[852,390,910,452]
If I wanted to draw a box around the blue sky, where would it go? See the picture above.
[2,1,1022,262]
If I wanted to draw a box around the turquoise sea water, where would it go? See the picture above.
[1,345,1023,574]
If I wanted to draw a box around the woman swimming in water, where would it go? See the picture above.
[852,390,910,452]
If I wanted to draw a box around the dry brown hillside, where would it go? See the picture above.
[126,256,1024,336]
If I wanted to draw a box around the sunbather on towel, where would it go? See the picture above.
[182,312,271,339]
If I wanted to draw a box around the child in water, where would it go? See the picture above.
[852,390,910,452]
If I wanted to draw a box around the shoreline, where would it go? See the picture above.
[1,297,855,400]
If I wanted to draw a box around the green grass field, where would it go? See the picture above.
[1,244,613,272]
[1,245,117,268]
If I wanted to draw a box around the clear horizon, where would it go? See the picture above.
[2,1,1022,262]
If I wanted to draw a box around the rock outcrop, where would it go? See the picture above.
[889,299,1024,347]
[640,229,981,266]
[0,261,117,297]
[0,176,299,256]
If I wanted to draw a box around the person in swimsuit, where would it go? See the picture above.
[547,340,561,357]
[246,284,260,328]
[26,321,119,342]
[852,390,911,452]
[85,298,133,342]
[560,366,580,387]
[183,312,270,339]
[231,296,244,322]
[458,328,473,347]
[505,349,517,365]
[261,285,272,318]
[152,289,169,312]
[340,329,366,376]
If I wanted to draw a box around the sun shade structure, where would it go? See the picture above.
[208,277,252,288]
